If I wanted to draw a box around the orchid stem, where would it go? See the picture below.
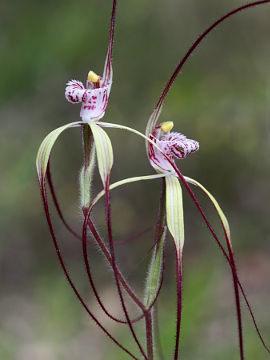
[81,124,146,356]
[82,209,144,325]
[104,178,148,359]
[81,124,146,315]
[40,181,138,359]
[173,167,244,359]
[224,231,244,359]
[174,251,183,360]
[145,310,154,360]
[82,124,91,167]
[47,156,147,313]
[47,160,81,240]
[87,217,146,311]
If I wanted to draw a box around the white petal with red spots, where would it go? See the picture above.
[65,77,112,122]
[148,125,199,173]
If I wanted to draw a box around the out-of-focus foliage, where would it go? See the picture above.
[1,0,270,359]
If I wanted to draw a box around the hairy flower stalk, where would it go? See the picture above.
[48,162,160,325]
[147,120,198,360]
[104,179,148,358]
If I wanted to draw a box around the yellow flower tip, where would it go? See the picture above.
[161,121,174,133]
[88,70,100,83]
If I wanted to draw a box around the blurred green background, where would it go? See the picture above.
[1,0,270,359]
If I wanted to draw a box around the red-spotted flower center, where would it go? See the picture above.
[148,121,199,173]
[65,70,112,123]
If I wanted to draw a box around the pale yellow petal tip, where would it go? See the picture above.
[161,121,174,133]
[88,70,100,83]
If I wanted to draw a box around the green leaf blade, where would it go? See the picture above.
[36,122,82,182]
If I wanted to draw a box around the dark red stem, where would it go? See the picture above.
[225,232,244,358]
[103,177,148,358]
[114,226,153,245]
[174,251,183,360]
[47,160,81,240]
[81,207,145,325]
[87,216,163,313]
[170,163,244,359]
[104,0,117,81]
[149,1,270,351]
[145,310,154,360]
[39,179,138,360]
[182,172,270,356]
[145,179,166,359]
[108,0,117,61]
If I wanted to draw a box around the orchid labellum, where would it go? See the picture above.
[36,0,270,359]
[148,120,199,173]
[65,69,112,122]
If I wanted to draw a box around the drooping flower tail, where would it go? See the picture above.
[39,178,138,360]
[147,0,270,136]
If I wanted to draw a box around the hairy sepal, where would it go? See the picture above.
[36,122,82,183]
[144,227,166,309]
[89,123,113,187]
[165,175,184,254]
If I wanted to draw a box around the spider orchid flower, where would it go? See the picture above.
[65,68,112,123]
[89,2,270,359]
[35,1,147,359]
[148,120,199,173]
[36,1,270,359]
[36,1,160,357]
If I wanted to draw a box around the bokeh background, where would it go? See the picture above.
[1,0,270,359]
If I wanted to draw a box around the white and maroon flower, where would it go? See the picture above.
[148,121,199,173]
[65,70,112,122]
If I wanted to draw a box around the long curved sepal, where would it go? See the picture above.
[36,122,82,183]
[185,176,270,355]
